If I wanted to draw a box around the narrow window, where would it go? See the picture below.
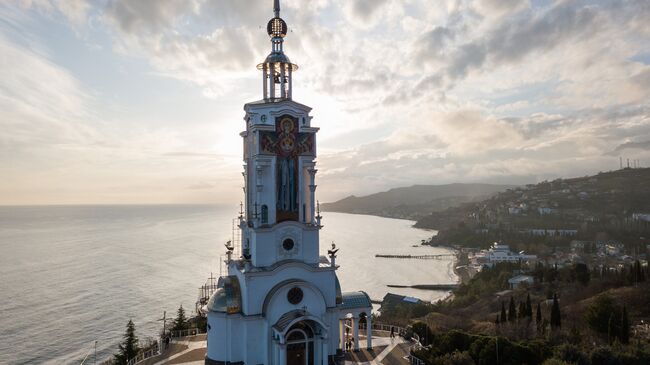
[261,205,268,224]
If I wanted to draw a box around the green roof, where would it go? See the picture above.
[340,291,372,310]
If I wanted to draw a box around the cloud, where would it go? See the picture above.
[341,0,390,26]
[104,0,198,35]
[0,34,96,150]
[608,140,650,155]
[4,0,650,204]
[473,0,530,18]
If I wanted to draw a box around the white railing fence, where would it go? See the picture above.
[358,322,426,364]
[125,342,159,365]
[169,327,203,338]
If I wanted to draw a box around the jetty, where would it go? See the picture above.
[375,253,455,260]
[386,283,459,290]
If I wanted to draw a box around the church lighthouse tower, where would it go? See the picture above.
[204,2,372,364]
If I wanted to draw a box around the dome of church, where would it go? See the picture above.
[257,53,299,71]
[207,276,242,314]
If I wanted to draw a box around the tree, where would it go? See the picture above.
[550,294,561,329]
[585,295,621,336]
[501,301,507,323]
[574,263,591,286]
[620,305,630,344]
[518,301,527,319]
[173,304,188,331]
[508,297,517,322]
[634,260,645,283]
[536,302,542,325]
[114,320,140,365]
[525,293,533,318]
[412,321,433,346]
[607,313,616,344]
[436,350,475,365]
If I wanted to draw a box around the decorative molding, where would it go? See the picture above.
[277,227,301,259]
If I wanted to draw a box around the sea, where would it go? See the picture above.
[0,205,456,364]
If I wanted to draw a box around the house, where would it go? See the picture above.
[508,275,534,289]
[529,229,578,237]
[538,207,555,215]
[472,242,537,267]
[632,213,650,222]
[380,293,421,312]
[508,207,522,215]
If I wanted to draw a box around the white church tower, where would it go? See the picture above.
[204,1,372,364]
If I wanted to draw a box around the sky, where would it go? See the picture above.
[1,0,649,205]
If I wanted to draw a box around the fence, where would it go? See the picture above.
[358,322,426,364]
[169,327,203,338]
[125,342,159,365]
[124,328,203,365]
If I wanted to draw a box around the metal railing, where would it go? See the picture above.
[126,342,160,365]
[358,322,425,364]
[169,327,203,338]
[410,355,426,365]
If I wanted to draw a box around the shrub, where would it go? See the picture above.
[585,295,621,336]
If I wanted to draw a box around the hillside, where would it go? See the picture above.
[418,167,650,250]
[322,183,514,220]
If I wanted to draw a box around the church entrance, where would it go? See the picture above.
[286,322,315,365]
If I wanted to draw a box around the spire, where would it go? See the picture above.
[257,0,298,100]
[274,0,280,17]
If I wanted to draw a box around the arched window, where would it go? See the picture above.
[261,205,268,224]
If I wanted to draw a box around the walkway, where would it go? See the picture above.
[345,336,409,365]
[151,335,206,365]
[143,333,411,365]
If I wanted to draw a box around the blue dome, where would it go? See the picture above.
[207,276,241,314]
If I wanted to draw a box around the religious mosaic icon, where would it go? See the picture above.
[258,115,315,222]
[260,116,314,156]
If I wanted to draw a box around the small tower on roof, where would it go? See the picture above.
[257,0,297,100]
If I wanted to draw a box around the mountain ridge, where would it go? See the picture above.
[322,183,516,220]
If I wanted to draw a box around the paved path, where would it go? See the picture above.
[148,334,409,365]
[152,337,206,365]
[345,336,408,365]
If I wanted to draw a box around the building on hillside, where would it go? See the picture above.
[203,2,372,364]
[537,207,556,215]
[632,213,650,222]
[528,229,578,237]
[471,242,537,267]
[508,275,534,289]
[381,293,421,308]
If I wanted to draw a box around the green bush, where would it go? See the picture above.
[415,330,547,365]
[585,295,621,336]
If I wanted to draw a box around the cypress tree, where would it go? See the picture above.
[635,260,645,282]
[621,305,630,344]
[525,293,533,318]
[608,313,616,344]
[550,293,561,329]
[508,296,517,322]
[495,315,500,325]
[114,320,139,365]
[501,301,507,323]
[536,302,542,324]
[518,301,526,319]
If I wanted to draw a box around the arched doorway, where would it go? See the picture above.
[286,322,315,365]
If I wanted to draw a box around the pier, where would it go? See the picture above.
[386,284,459,290]
[375,253,455,260]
